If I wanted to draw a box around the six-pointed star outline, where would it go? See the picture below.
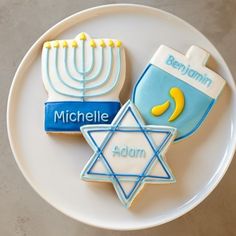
[80,100,177,208]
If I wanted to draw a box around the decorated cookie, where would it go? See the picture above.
[132,45,225,141]
[80,100,176,208]
[41,33,126,132]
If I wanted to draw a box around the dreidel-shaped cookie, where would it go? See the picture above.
[132,45,225,141]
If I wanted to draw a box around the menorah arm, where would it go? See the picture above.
[64,46,104,83]
[57,46,114,91]
[82,47,104,82]
[84,47,113,90]
[54,48,85,91]
[72,41,95,75]
[44,47,122,99]
[63,47,84,82]
[44,48,84,98]
[84,47,122,96]
[68,46,104,82]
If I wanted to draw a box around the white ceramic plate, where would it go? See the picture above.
[7,4,236,230]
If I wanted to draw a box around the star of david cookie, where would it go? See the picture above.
[80,100,176,208]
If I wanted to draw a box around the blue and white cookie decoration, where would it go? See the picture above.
[41,33,126,133]
[132,45,226,141]
[80,100,176,208]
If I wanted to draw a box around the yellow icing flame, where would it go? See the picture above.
[151,101,170,116]
[108,39,114,47]
[99,39,106,48]
[116,40,122,47]
[53,40,60,48]
[71,40,78,48]
[168,87,185,122]
[90,39,96,48]
[62,40,68,48]
[44,42,51,49]
[79,32,87,40]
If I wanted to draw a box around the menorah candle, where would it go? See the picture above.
[42,33,126,133]
[132,45,225,141]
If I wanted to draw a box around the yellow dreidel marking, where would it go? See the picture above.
[151,101,170,116]
[168,87,185,122]
[151,87,185,122]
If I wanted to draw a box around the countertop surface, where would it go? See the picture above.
[0,0,236,235]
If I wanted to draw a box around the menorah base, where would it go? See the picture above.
[45,101,121,132]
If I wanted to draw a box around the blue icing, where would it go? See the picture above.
[44,101,120,132]
[132,65,215,141]
[112,145,146,158]
[65,47,103,82]
[166,54,213,88]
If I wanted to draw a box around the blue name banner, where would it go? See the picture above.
[45,101,121,132]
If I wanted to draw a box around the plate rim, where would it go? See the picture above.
[6,3,236,231]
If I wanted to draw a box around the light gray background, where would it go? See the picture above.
[0,0,236,235]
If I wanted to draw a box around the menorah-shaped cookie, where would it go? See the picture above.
[41,33,126,133]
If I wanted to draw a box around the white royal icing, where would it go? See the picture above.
[42,33,126,102]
